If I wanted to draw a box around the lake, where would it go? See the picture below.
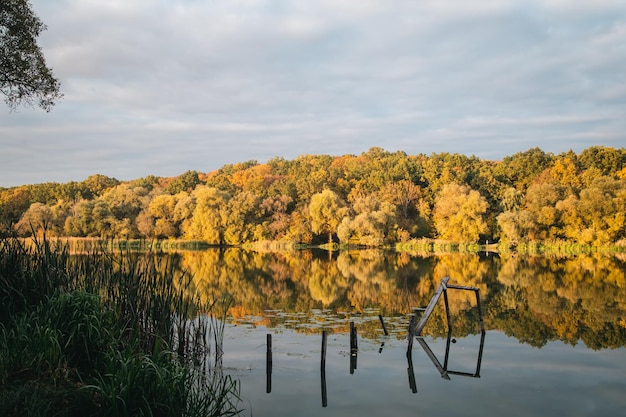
[160,248,626,416]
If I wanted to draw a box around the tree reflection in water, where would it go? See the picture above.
[138,248,625,349]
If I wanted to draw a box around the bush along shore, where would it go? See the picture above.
[0,236,241,417]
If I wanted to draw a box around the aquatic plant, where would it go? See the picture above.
[0,235,241,416]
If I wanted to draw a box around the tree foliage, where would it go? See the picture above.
[2,146,626,246]
[433,183,489,242]
[309,189,349,244]
[1,0,62,111]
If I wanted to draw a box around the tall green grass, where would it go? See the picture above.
[0,236,241,417]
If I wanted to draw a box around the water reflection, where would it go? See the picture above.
[126,248,626,349]
[413,330,486,382]
[261,323,487,407]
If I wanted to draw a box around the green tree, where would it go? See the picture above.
[494,147,554,191]
[164,170,201,194]
[578,146,626,176]
[53,181,90,202]
[83,174,120,197]
[309,189,349,244]
[1,0,62,111]
[433,183,489,242]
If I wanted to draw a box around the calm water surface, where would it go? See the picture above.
[221,325,625,417]
[155,248,626,416]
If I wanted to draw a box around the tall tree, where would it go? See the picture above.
[557,176,626,245]
[309,189,348,244]
[0,186,30,234]
[1,0,62,111]
[14,201,52,236]
[185,186,230,244]
[164,170,201,194]
[433,183,489,242]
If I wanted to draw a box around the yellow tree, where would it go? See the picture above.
[557,176,626,245]
[0,186,31,233]
[309,189,349,244]
[523,179,565,240]
[147,194,179,238]
[222,191,262,244]
[433,183,489,242]
[184,186,231,244]
[14,202,53,236]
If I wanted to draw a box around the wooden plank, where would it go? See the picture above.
[414,277,450,335]
[446,284,479,291]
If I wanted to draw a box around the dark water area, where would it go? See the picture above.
[152,248,626,416]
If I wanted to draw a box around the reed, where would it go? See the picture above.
[0,235,241,417]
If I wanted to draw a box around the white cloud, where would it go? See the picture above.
[1,0,624,186]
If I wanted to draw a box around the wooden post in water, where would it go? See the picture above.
[321,331,328,407]
[475,289,485,332]
[321,331,327,370]
[266,334,272,393]
[407,349,418,393]
[378,314,389,336]
[350,321,358,374]
[350,321,358,351]
[406,313,417,356]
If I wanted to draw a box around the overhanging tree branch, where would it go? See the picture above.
[0,0,62,112]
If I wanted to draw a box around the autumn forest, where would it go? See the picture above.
[1,146,625,248]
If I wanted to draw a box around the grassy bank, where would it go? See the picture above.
[17,237,213,253]
[0,236,241,417]
[395,238,626,255]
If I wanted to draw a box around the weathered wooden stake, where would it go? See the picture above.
[350,321,358,351]
[378,314,389,336]
[414,277,450,335]
[406,313,417,356]
[266,333,272,393]
[321,330,328,407]
[321,330,327,370]
[350,321,358,374]
[407,350,417,393]
[443,289,452,333]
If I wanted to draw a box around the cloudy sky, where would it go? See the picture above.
[1,0,625,187]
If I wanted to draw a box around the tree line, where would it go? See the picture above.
[1,146,625,247]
